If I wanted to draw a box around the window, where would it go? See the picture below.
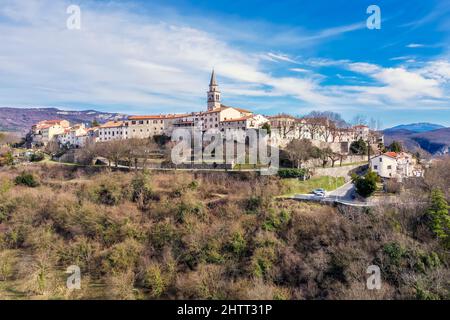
[139,121,143,125]
[379,158,382,162]
[374,165,378,170]
[132,121,136,125]
[387,165,392,170]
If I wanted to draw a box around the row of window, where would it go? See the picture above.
[130,120,164,125]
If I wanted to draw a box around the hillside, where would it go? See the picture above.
[0,163,448,300]
[0,107,127,133]
[383,124,450,155]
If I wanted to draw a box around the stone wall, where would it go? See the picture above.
[311,163,368,181]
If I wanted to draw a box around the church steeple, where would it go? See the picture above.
[210,69,217,86]
[207,69,221,111]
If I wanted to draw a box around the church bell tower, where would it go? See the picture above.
[207,69,221,111]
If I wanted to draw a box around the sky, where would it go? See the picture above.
[0,0,449,128]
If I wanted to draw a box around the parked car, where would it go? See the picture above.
[312,188,326,197]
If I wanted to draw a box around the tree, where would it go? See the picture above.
[351,114,368,126]
[304,111,349,128]
[261,123,271,135]
[91,119,100,127]
[388,141,403,153]
[350,138,368,155]
[427,188,450,245]
[0,132,20,146]
[284,139,318,168]
[352,170,378,198]
[319,147,333,168]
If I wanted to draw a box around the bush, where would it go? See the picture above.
[384,179,401,194]
[245,196,262,212]
[262,209,291,232]
[131,173,153,207]
[227,232,247,256]
[277,168,307,179]
[352,170,378,198]
[350,138,367,155]
[144,264,166,298]
[104,239,142,273]
[14,172,39,187]
[30,152,45,162]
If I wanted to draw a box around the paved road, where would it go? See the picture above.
[328,181,355,201]
[291,181,374,207]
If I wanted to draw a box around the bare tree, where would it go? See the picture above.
[351,114,368,126]
[285,139,317,168]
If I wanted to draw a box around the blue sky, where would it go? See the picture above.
[0,0,449,127]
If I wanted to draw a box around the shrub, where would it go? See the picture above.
[383,242,406,266]
[277,168,307,179]
[144,264,166,298]
[30,152,45,162]
[95,184,122,205]
[352,170,378,198]
[245,196,262,212]
[262,209,291,232]
[0,250,15,281]
[104,239,143,273]
[14,172,39,187]
[384,179,401,194]
[149,221,178,250]
[131,173,153,207]
[176,201,204,223]
[227,232,247,256]
[251,246,276,278]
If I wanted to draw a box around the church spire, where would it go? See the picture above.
[209,69,218,86]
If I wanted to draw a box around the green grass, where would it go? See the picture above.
[280,176,345,197]
[316,161,368,168]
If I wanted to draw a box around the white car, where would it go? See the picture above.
[312,188,326,197]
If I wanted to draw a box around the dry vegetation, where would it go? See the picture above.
[0,160,449,300]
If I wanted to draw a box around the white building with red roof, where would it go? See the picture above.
[370,151,422,179]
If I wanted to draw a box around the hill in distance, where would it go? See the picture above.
[384,122,445,134]
[0,107,127,133]
[384,123,450,156]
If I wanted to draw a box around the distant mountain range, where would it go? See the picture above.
[384,122,445,133]
[383,123,450,156]
[0,107,127,133]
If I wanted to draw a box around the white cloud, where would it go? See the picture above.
[265,52,299,64]
[0,0,448,115]
[407,43,425,48]
[0,0,334,112]
[290,68,309,73]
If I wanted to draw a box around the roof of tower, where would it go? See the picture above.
[209,69,218,86]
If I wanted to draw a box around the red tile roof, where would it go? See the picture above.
[100,121,124,128]
[384,152,398,158]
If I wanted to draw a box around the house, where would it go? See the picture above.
[220,114,268,132]
[96,121,127,142]
[370,151,421,179]
[31,120,70,146]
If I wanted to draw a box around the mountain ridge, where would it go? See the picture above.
[0,107,127,133]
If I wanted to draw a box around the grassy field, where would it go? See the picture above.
[280,176,346,197]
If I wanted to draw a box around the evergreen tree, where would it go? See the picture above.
[350,138,368,155]
[352,170,378,197]
[388,141,403,153]
[427,188,450,246]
